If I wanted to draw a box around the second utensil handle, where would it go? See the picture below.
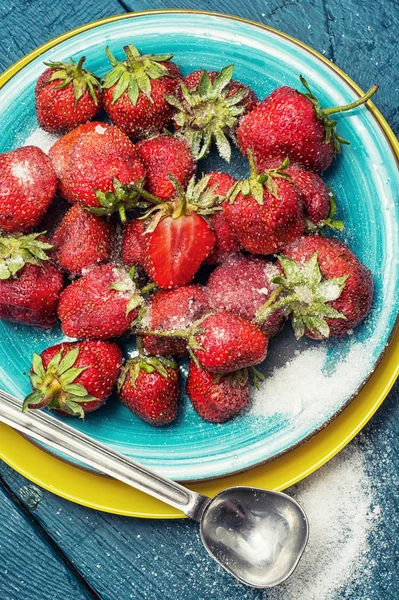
[0,390,209,520]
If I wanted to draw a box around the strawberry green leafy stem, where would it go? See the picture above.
[227,152,292,205]
[117,336,176,390]
[306,192,344,233]
[255,253,348,340]
[165,65,249,163]
[109,268,155,320]
[103,44,174,105]
[0,232,53,280]
[23,347,97,419]
[45,56,101,104]
[88,177,146,222]
[298,76,378,154]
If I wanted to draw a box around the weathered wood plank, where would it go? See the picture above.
[322,0,399,133]
[0,0,125,71]
[0,479,96,600]
[129,0,331,57]
[0,460,263,600]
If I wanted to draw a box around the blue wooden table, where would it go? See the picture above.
[0,2,398,599]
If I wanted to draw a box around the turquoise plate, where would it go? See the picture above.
[0,12,398,482]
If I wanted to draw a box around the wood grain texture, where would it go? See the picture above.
[0,0,124,72]
[322,0,399,133]
[0,480,95,600]
[0,1,398,599]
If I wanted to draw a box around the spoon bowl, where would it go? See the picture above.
[200,486,309,588]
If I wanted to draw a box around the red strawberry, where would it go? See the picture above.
[118,343,179,426]
[102,44,181,140]
[122,219,148,268]
[57,264,145,339]
[257,158,343,230]
[52,204,115,277]
[136,135,196,201]
[189,311,268,373]
[35,57,102,134]
[142,284,210,357]
[201,172,240,264]
[258,234,373,339]
[237,77,378,172]
[67,123,146,220]
[0,146,57,233]
[167,65,258,162]
[207,254,285,337]
[186,362,249,423]
[223,157,304,255]
[142,176,217,289]
[49,122,101,201]
[23,340,122,417]
[0,232,64,328]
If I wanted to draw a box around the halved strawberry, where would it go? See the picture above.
[141,176,219,289]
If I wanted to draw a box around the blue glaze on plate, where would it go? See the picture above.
[0,13,398,481]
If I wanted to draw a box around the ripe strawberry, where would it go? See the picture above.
[52,204,115,277]
[35,57,102,134]
[67,123,146,220]
[102,44,181,140]
[49,121,101,202]
[57,264,146,339]
[118,342,179,426]
[188,311,268,373]
[207,254,285,337]
[186,361,249,423]
[142,176,217,289]
[257,158,343,230]
[257,234,373,339]
[136,135,196,201]
[0,232,64,327]
[201,172,240,265]
[166,65,258,162]
[0,146,57,233]
[142,284,210,357]
[223,156,304,255]
[122,219,148,268]
[237,77,378,172]
[23,340,122,417]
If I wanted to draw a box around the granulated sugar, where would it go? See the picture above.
[251,342,373,425]
[264,443,374,600]
[11,160,34,184]
[23,128,59,153]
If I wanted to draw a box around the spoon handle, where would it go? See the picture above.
[0,389,209,520]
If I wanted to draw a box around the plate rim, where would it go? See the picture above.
[0,9,398,513]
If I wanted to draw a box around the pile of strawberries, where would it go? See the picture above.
[0,44,377,425]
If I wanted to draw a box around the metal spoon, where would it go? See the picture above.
[0,389,309,588]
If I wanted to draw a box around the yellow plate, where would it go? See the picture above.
[0,10,398,518]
